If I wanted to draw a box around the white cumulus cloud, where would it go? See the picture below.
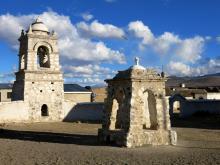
[167,61,192,76]
[153,32,180,55]
[128,21,154,45]
[0,13,35,49]
[81,12,94,21]
[63,64,114,85]
[63,64,112,76]
[77,20,125,39]
[167,58,220,76]
[175,36,204,63]
[0,11,126,85]
[0,11,126,65]
[128,20,205,63]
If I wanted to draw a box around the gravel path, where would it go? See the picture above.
[0,122,219,165]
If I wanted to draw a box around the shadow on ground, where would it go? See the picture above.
[0,113,219,147]
[0,129,103,146]
[171,113,220,129]
[63,103,103,122]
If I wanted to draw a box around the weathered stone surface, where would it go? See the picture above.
[12,18,64,122]
[99,58,177,147]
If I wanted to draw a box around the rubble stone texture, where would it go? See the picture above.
[98,58,177,147]
[12,18,64,122]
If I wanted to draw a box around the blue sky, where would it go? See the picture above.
[0,0,220,85]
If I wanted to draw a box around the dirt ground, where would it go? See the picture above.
[0,116,219,165]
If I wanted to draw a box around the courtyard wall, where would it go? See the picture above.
[0,101,29,123]
[0,101,104,123]
[181,100,220,117]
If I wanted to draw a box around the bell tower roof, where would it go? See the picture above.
[31,18,49,33]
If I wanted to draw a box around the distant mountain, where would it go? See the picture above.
[85,73,220,89]
[200,72,220,77]
[166,73,220,88]
[90,84,107,89]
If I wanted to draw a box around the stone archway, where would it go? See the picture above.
[169,94,186,116]
[37,46,50,68]
[109,88,125,130]
[109,99,119,130]
[173,101,181,113]
[33,41,53,53]
[143,89,158,130]
[41,104,49,116]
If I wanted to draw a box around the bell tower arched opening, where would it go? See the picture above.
[37,46,50,68]
[19,54,25,70]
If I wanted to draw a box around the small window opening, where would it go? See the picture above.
[51,82,54,84]
[7,92,12,99]
[40,90,43,93]
[41,104,49,116]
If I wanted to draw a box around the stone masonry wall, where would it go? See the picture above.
[24,79,64,122]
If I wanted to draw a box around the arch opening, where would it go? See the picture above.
[37,46,50,68]
[169,94,186,116]
[20,54,25,70]
[142,90,158,130]
[173,101,181,113]
[109,89,125,130]
[41,104,49,116]
[109,99,119,130]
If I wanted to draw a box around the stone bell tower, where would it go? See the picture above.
[12,18,64,121]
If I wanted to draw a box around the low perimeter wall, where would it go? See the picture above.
[0,101,104,123]
[181,99,220,117]
[0,101,29,123]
